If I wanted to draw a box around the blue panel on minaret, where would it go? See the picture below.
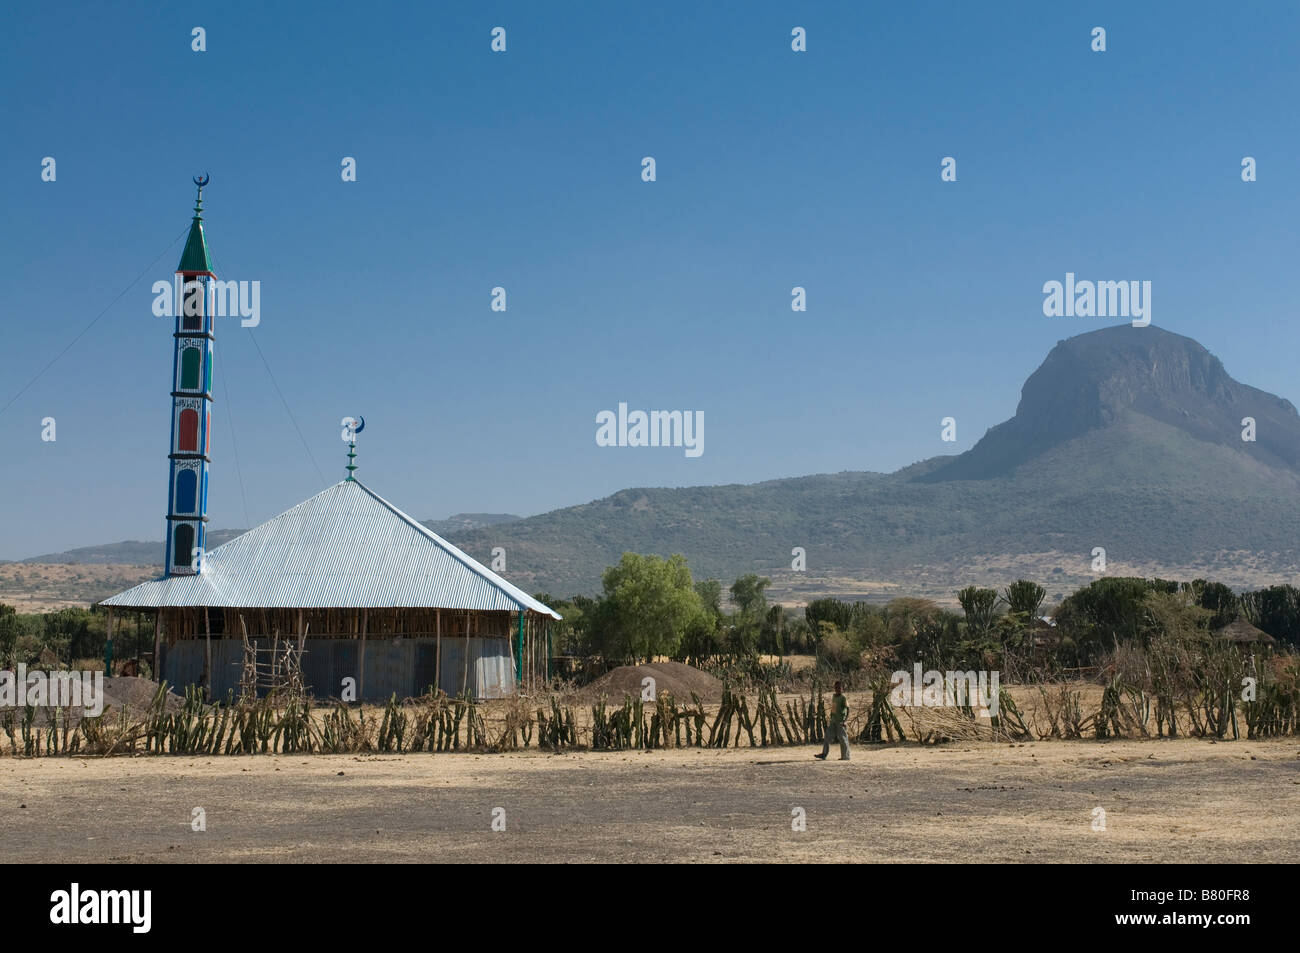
[176,469,198,513]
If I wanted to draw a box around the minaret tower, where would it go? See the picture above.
[164,176,216,576]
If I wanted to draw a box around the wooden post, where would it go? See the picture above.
[152,611,162,681]
[516,610,525,691]
[359,608,367,703]
[435,609,442,696]
[203,607,212,701]
[461,611,471,699]
[238,614,250,699]
[105,608,113,676]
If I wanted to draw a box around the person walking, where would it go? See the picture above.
[815,680,850,761]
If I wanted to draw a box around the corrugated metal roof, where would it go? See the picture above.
[99,480,561,619]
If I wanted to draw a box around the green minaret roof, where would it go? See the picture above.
[177,176,214,274]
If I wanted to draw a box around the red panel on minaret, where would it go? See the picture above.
[179,408,199,452]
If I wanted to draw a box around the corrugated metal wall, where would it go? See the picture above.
[160,637,516,701]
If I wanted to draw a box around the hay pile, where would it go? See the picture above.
[579,661,723,703]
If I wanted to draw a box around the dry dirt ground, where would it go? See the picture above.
[1,739,1296,863]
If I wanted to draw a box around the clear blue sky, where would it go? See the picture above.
[2,1,1297,559]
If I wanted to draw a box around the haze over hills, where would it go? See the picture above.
[12,326,1300,607]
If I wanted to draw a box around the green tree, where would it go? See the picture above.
[679,579,724,664]
[902,609,963,668]
[534,593,590,659]
[694,579,723,617]
[1240,584,1300,647]
[848,607,887,650]
[785,616,812,654]
[957,586,999,638]
[729,574,770,617]
[760,604,787,655]
[596,553,707,663]
[1002,580,1046,618]
[815,621,859,670]
[44,607,99,663]
[0,604,18,668]
[727,574,770,657]
[1053,577,1156,663]
[1141,589,1213,642]
[1187,580,1238,629]
[806,598,852,634]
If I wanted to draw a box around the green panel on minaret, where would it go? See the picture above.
[178,217,214,274]
[181,348,201,389]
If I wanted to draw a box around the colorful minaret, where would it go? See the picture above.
[164,176,216,576]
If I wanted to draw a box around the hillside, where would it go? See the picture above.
[447,325,1300,599]
[21,529,246,566]
[0,563,157,612]
[420,513,521,536]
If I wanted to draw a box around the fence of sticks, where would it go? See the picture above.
[3,666,1297,757]
[0,678,1036,756]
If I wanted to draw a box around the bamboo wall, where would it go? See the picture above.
[159,636,515,701]
[149,606,554,700]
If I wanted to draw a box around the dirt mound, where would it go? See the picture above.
[101,676,184,716]
[8,675,184,728]
[580,661,723,703]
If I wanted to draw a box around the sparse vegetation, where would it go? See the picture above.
[4,558,1298,757]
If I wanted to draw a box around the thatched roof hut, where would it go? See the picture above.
[1213,617,1276,647]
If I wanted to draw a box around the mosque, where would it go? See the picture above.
[99,179,559,700]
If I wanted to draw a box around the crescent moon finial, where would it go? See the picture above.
[193,174,209,189]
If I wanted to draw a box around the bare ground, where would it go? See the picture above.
[1,739,1296,863]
